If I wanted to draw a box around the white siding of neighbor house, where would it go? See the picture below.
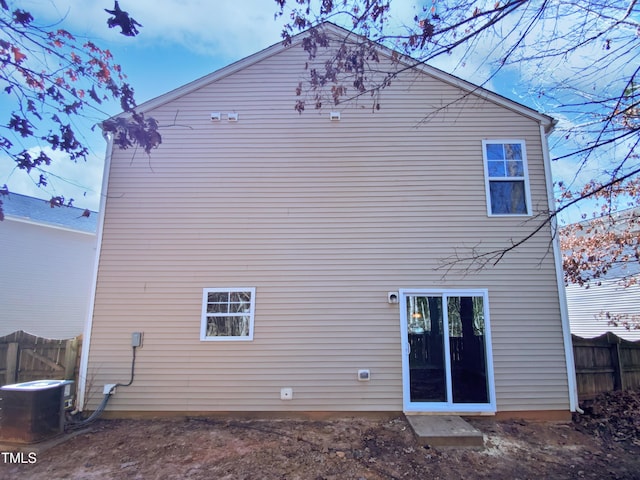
[566,278,640,341]
[0,217,96,339]
[85,32,569,413]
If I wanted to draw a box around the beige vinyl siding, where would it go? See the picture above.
[86,36,569,413]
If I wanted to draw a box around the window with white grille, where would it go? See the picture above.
[201,288,255,341]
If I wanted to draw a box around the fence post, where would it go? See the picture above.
[64,337,79,380]
[5,342,19,385]
[610,336,624,391]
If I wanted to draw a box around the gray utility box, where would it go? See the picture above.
[0,379,74,444]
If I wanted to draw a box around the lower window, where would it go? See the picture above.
[200,288,255,341]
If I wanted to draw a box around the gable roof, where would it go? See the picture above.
[2,193,97,233]
[127,23,555,132]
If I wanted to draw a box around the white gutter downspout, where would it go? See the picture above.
[540,124,580,413]
[77,132,113,411]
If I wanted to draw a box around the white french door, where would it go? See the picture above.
[399,289,496,413]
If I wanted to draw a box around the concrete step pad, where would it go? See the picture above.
[406,415,484,448]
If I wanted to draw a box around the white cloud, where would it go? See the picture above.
[139,1,282,58]
[0,146,104,211]
[22,0,284,60]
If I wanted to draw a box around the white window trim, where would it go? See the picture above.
[200,287,256,341]
[482,139,532,217]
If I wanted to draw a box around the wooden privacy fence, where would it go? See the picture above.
[573,333,640,400]
[0,330,81,387]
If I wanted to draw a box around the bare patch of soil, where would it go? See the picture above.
[2,391,639,479]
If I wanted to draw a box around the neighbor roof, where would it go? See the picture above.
[2,193,97,233]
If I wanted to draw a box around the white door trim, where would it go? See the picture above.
[399,288,497,414]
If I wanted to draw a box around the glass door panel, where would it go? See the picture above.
[448,296,489,404]
[406,296,445,402]
[403,291,492,409]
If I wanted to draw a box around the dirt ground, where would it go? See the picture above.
[2,391,639,480]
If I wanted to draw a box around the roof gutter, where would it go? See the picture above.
[77,131,113,411]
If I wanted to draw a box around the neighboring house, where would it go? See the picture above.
[81,24,576,419]
[564,209,640,341]
[566,279,640,341]
[0,193,97,339]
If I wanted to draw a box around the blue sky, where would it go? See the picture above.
[0,1,626,222]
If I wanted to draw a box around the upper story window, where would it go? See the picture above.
[201,288,255,341]
[482,140,531,216]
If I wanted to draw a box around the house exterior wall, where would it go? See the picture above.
[86,36,570,414]
[0,218,95,339]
